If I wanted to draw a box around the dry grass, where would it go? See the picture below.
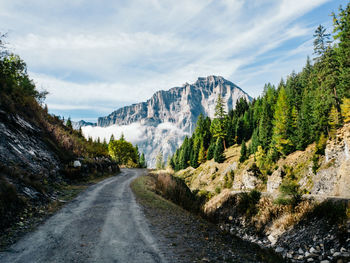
[150,172,200,213]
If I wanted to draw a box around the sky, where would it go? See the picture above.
[0,0,345,122]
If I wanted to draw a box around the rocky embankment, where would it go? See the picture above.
[207,193,349,263]
[174,124,350,263]
[0,108,119,234]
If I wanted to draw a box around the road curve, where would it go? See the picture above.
[0,169,167,263]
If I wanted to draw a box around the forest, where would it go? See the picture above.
[170,3,350,173]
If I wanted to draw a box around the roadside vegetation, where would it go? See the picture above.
[108,134,146,168]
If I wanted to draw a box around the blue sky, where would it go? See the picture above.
[0,0,345,121]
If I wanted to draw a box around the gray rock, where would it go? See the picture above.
[320,260,330,263]
[298,248,304,254]
[275,247,284,253]
[73,160,82,167]
[333,252,341,257]
[310,247,317,253]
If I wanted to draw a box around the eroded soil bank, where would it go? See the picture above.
[131,174,285,263]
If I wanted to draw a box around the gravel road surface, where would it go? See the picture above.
[0,169,166,263]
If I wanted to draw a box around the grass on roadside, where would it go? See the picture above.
[131,175,180,211]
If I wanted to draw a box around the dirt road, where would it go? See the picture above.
[0,169,166,263]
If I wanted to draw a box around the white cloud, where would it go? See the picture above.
[82,123,145,144]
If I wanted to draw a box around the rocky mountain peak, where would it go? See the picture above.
[83,76,252,167]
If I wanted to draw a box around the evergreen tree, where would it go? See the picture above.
[198,142,206,164]
[66,117,72,130]
[271,87,292,156]
[332,3,350,98]
[210,94,227,147]
[179,137,190,169]
[190,139,200,168]
[239,140,247,163]
[289,106,298,148]
[214,94,226,119]
[110,134,115,142]
[207,143,215,160]
[313,24,331,59]
[296,90,313,150]
[259,99,272,149]
[235,117,245,144]
[251,128,260,154]
[139,153,146,168]
[214,137,225,163]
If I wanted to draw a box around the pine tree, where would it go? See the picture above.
[289,106,298,150]
[110,134,115,142]
[296,90,313,150]
[239,140,247,163]
[271,87,292,156]
[179,137,190,169]
[66,117,73,130]
[198,142,206,164]
[210,94,227,147]
[190,139,200,168]
[341,98,350,123]
[207,143,215,160]
[313,24,331,60]
[258,85,275,149]
[251,128,260,154]
[214,94,226,119]
[332,3,350,98]
[139,153,146,168]
[214,137,225,163]
[235,117,245,144]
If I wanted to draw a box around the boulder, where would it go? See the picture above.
[73,160,82,168]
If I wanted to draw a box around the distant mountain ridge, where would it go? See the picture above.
[82,76,252,167]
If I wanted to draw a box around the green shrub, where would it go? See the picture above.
[215,186,221,194]
[224,170,234,189]
[197,189,214,201]
[275,179,303,208]
[237,189,261,217]
[312,154,320,174]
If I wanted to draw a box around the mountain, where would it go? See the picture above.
[82,76,252,167]
[72,120,96,130]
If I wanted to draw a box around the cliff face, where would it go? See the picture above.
[83,76,251,167]
[313,123,350,197]
[98,76,250,129]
